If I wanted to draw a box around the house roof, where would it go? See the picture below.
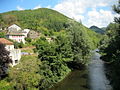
[7,31,25,36]
[8,24,21,31]
[0,38,13,45]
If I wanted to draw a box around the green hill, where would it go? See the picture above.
[0,8,69,32]
[90,25,105,34]
[0,8,100,49]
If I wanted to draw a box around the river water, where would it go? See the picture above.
[50,51,112,90]
[89,52,112,90]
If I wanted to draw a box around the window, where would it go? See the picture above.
[15,60,18,63]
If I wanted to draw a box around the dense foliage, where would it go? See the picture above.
[34,19,100,89]
[67,20,91,64]
[0,56,42,90]
[100,0,120,89]
[35,32,72,88]
[0,32,5,38]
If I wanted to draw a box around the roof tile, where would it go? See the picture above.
[0,38,13,45]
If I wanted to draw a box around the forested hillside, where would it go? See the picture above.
[0,8,100,48]
[0,8,68,32]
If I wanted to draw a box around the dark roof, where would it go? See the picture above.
[7,31,24,36]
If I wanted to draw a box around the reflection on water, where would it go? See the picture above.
[50,51,112,90]
[49,70,89,90]
[89,52,112,90]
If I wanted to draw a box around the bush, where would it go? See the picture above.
[25,37,32,43]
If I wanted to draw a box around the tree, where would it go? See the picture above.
[0,32,5,38]
[2,14,17,26]
[67,20,91,65]
[25,37,32,43]
[113,0,120,24]
[35,34,72,89]
[0,44,12,79]
[100,1,120,62]
[8,56,41,90]
[99,0,120,89]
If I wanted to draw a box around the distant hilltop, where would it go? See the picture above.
[89,25,105,34]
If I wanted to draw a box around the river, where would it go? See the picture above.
[50,51,112,90]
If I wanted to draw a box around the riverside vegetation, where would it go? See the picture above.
[0,8,101,89]
[99,0,120,90]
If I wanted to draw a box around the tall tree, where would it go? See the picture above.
[113,0,120,24]
[100,0,120,89]
[67,20,91,65]
[0,44,12,79]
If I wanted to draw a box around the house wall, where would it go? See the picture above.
[23,29,30,37]
[22,32,27,37]
[5,45,14,51]
[8,35,25,44]
[9,49,21,66]
[4,44,21,66]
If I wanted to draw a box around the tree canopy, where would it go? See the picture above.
[0,44,12,79]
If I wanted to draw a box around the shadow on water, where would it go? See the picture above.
[49,50,112,90]
[49,70,89,90]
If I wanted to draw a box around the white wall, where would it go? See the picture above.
[9,49,21,66]
[5,45,14,51]
[8,35,25,44]
[5,45,21,66]
[23,29,30,37]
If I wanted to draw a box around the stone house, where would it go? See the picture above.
[28,30,40,39]
[0,38,21,66]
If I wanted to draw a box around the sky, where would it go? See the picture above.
[0,0,119,27]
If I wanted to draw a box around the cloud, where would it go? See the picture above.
[53,0,117,27]
[86,9,116,27]
[46,5,51,9]
[17,6,24,10]
[54,0,85,21]
[33,5,41,9]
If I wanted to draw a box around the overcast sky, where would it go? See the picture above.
[0,0,119,27]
